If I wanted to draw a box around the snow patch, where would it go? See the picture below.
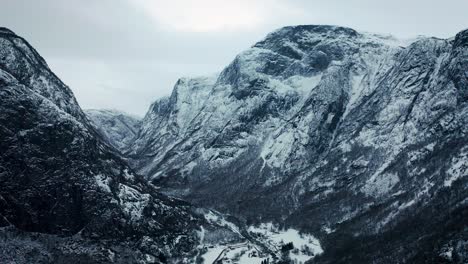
[201,245,225,264]
[363,172,399,196]
[248,223,323,263]
[444,150,467,187]
[343,74,365,118]
[117,184,151,221]
[95,174,111,193]
[204,211,241,235]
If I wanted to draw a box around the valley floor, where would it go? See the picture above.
[198,213,323,264]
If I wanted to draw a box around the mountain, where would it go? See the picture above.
[1,24,466,263]
[0,27,244,263]
[127,25,468,263]
[85,109,141,153]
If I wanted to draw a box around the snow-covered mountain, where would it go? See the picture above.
[1,24,466,263]
[0,27,248,263]
[126,25,468,263]
[86,109,141,153]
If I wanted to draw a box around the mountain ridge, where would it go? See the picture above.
[0,27,243,263]
[121,25,468,263]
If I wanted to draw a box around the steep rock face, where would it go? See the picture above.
[0,28,230,263]
[130,26,468,262]
[86,109,141,153]
[0,28,84,120]
[130,25,410,207]
[130,76,216,178]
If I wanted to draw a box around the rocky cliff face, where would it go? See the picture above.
[0,27,237,263]
[128,25,468,263]
[86,109,141,153]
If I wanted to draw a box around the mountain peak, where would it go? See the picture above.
[274,24,358,36]
[255,24,359,48]
[126,23,467,263]
[453,28,468,48]
[0,27,16,36]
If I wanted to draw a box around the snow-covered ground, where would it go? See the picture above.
[199,211,268,263]
[198,218,323,264]
[201,245,225,264]
[200,243,268,264]
[222,245,267,264]
[249,223,323,263]
[204,210,241,235]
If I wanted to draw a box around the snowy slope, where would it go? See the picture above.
[85,109,141,152]
[129,25,468,262]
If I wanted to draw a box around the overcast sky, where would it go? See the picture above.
[1,0,467,116]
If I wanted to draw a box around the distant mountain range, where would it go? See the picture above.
[85,109,141,153]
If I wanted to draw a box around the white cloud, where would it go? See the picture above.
[130,0,305,32]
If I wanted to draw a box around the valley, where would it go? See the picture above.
[0,23,466,263]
